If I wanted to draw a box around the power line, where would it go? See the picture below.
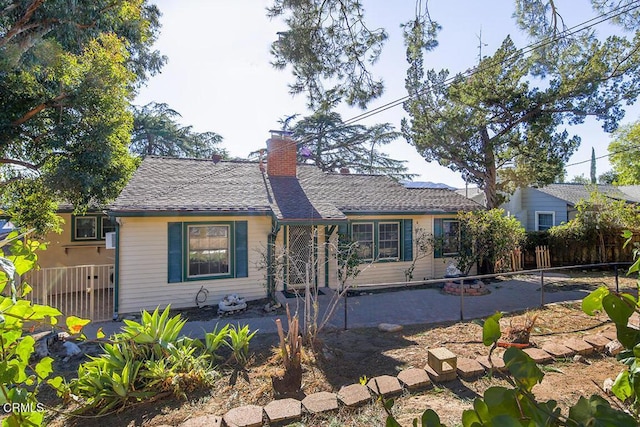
[131,2,640,205]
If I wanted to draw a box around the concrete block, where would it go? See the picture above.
[541,342,575,359]
[180,415,222,427]
[302,391,338,414]
[424,362,457,383]
[583,334,611,352]
[367,375,403,397]
[338,383,372,407]
[223,405,263,427]
[427,347,457,373]
[476,355,507,373]
[523,347,553,364]
[264,398,302,424]
[397,368,432,391]
[456,357,485,379]
[563,338,594,355]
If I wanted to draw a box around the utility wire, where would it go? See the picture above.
[129,1,640,206]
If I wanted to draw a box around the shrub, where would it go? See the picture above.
[0,232,77,427]
[70,306,256,413]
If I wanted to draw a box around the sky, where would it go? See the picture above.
[135,0,638,188]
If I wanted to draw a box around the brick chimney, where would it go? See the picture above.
[266,130,297,177]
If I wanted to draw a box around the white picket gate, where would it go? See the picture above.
[25,264,115,322]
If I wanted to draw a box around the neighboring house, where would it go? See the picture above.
[37,205,116,269]
[501,183,640,232]
[109,132,482,315]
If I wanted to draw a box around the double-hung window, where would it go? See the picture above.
[351,221,401,261]
[535,211,554,231]
[187,224,230,277]
[73,215,114,241]
[167,221,248,283]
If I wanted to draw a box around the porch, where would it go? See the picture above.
[25,264,115,322]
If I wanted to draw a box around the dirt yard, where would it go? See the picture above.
[46,271,637,426]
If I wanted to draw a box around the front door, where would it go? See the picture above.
[286,225,316,290]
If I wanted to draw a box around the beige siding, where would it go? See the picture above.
[117,215,272,314]
[38,213,115,269]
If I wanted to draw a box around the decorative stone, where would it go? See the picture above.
[428,347,457,373]
[180,415,222,427]
[583,334,611,352]
[603,378,615,395]
[424,363,457,382]
[476,355,507,373]
[601,329,618,341]
[541,342,575,359]
[397,368,432,390]
[605,340,624,357]
[264,398,302,424]
[456,357,485,379]
[522,347,553,364]
[223,405,263,427]
[378,323,403,333]
[302,392,338,414]
[563,338,594,355]
[338,383,372,407]
[367,375,403,396]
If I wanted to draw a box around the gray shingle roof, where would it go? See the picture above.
[534,183,638,205]
[110,157,481,218]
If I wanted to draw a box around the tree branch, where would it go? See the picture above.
[11,93,68,126]
[0,0,46,48]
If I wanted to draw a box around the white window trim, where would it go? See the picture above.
[535,211,555,231]
[352,222,374,261]
[377,221,400,260]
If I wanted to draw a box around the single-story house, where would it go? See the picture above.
[109,132,482,315]
[502,183,640,231]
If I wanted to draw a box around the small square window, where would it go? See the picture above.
[101,217,117,238]
[537,212,554,231]
[75,217,97,240]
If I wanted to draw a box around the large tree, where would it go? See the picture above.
[608,121,640,184]
[402,21,640,208]
[130,102,227,159]
[290,111,413,179]
[0,0,164,232]
[268,1,640,205]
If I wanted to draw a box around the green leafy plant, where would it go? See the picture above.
[225,324,258,366]
[70,306,256,413]
[0,231,86,427]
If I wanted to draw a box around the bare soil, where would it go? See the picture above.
[45,271,636,426]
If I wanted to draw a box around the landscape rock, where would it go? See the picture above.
[62,341,82,360]
[302,391,338,414]
[367,375,403,396]
[180,415,222,427]
[603,378,615,395]
[397,368,432,391]
[264,398,302,424]
[456,357,485,379]
[605,340,623,357]
[223,404,263,427]
[338,383,372,407]
[378,323,403,333]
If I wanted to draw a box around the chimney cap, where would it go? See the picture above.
[269,129,293,139]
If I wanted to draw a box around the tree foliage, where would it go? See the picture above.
[290,111,412,179]
[453,208,526,275]
[267,0,387,109]
[130,102,228,159]
[608,121,640,184]
[549,189,640,261]
[0,0,165,233]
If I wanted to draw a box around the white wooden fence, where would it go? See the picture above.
[25,264,115,322]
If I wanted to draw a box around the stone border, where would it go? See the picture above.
[181,327,621,427]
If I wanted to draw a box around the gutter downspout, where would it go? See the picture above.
[113,217,120,320]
